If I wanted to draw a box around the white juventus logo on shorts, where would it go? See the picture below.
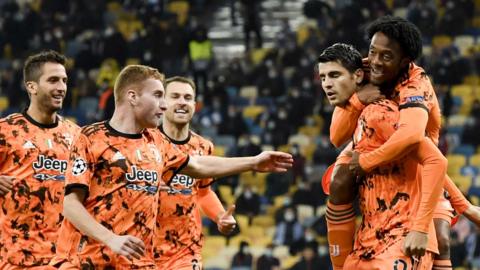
[329,244,340,257]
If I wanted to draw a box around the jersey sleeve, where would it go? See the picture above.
[411,137,447,233]
[330,93,365,148]
[358,79,430,172]
[65,133,95,197]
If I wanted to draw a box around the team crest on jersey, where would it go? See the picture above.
[148,143,162,163]
[63,133,73,146]
[72,158,87,176]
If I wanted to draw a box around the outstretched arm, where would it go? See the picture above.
[181,151,293,179]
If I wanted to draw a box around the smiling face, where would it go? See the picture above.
[317,61,363,106]
[368,32,410,86]
[164,81,196,125]
[26,62,67,114]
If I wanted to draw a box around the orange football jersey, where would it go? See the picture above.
[351,100,438,259]
[154,128,214,264]
[53,121,188,269]
[0,112,79,266]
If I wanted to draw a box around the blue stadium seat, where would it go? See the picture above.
[453,144,476,157]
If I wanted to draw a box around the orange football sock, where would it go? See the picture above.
[326,201,356,270]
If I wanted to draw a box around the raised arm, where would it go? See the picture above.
[404,137,447,257]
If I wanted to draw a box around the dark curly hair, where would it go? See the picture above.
[317,43,363,73]
[366,16,422,61]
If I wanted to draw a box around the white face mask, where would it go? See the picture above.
[318,246,328,256]
[264,249,273,257]
[284,212,294,222]
[305,233,315,241]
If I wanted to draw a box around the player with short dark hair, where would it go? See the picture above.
[0,50,80,269]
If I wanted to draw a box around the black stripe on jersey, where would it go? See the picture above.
[398,103,428,112]
[65,183,90,202]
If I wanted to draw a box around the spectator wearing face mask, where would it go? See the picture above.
[256,243,280,270]
[235,184,261,224]
[274,207,304,249]
[231,241,253,270]
[289,240,331,270]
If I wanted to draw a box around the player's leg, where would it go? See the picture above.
[432,194,454,270]
[433,218,452,270]
[325,146,357,270]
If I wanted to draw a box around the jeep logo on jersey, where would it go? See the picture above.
[32,155,67,173]
[125,165,158,183]
[171,174,195,188]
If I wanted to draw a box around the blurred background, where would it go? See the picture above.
[1,0,480,269]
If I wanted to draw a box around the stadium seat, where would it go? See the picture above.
[235,214,250,230]
[447,154,467,175]
[282,255,301,269]
[273,245,290,259]
[432,35,453,49]
[288,134,311,147]
[228,234,249,247]
[0,96,10,112]
[218,185,235,205]
[242,105,265,119]
[249,48,271,65]
[463,75,480,85]
[204,235,227,250]
[167,0,190,26]
[296,204,315,224]
[447,114,468,127]
[452,175,472,193]
[213,145,226,156]
[453,144,476,157]
[298,125,321,138]
[239,86,258,99]
[451,84,472,97]
[454,35,475,56]
[252,215,275,227]
[470,154,480,167]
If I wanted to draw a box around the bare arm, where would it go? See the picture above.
[63,188,145,260]
[181,151,293,179]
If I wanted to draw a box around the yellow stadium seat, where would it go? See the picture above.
[167,0,190,26]
[244,226,265,239]
[273,195,287,209]
[451,84,472,97]
[432,35,453,49]
[452,175,472,193]
[235,214,249,230]
[454,35,475,56]
[228,234,249,247]
[273,245,290,259]
[277,144,291,153]
[0,96,9,111]
[242,105,265,119]
[252,215,275,227]
[470,154,480,167]
[298,125,321,137]
[463,75,480,85]
[282,255,301,269]
[218,185,235,205]
[239,86,258,99]
[249,48,271,65]
[448,154,467,167]
[288,134,311,147]
[204,235,227,250]
[213,145,225,156]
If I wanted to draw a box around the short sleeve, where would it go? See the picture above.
[65,133,94,196]
[398,77,431,112]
